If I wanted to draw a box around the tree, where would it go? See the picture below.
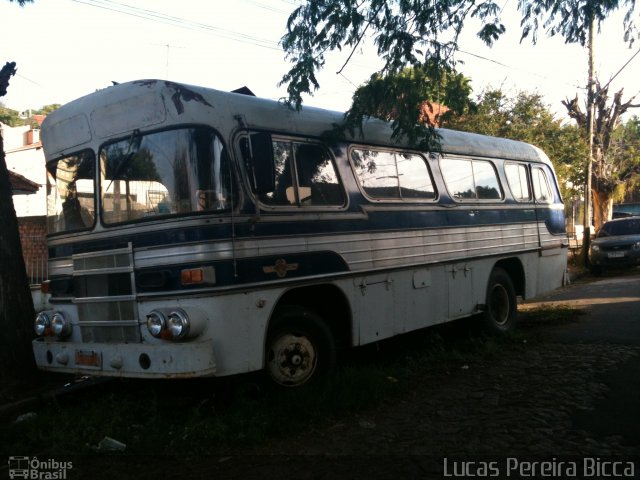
[280,1,638,147]
[280,0,506,147]
[331,61,475,149]
[563,84,640,229]
[1,0,38,389]
[33,104,61,115]
[615,116,640,202]
[1,61,38,387]
[0,103,23,126]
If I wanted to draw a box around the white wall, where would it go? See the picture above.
[3,123,47,217]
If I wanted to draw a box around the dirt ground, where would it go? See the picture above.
[7,270,640,480]
[68,317,640,480]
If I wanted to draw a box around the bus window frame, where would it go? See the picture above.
[440,155,505,203]
[46,149,98,235]
[348,145,439,203]
[98,124,236,227]
[504,161,534,203]
[531,165,555,204]
[238,133,348,211]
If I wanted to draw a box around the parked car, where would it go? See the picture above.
[589,217,640,274]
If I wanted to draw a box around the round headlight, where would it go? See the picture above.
[591,244,600,252]
[51,312,72,338]
[633,242,640,251]
[167,310,190,340]
[146,311,166,338]
[34,312,51,336]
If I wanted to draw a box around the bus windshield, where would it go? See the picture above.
[46,151,96,234]
[100,127,233,225]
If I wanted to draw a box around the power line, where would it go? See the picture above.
[457,48,586,91]
[600,46,640,93]
[71,0,283,51]
[238,0,292,14]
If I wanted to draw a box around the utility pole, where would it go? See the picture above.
[583,15,596,265]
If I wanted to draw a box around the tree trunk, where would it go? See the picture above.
[592,187,613,232]
[0,66,39,389]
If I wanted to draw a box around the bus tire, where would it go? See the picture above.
[265,306,336,387]
[482,268,517,335]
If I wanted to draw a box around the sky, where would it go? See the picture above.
[1,0,639,122]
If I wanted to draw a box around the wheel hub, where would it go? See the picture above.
[268,333,317,386]
[489,284,510,325]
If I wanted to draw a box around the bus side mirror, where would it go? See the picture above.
[242,132,275,195]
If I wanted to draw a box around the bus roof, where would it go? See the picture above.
[42,79,551,165]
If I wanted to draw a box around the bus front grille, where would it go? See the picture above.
[72,244,140,343]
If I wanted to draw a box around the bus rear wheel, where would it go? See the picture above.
[483,268,517,335]
[265,306,336,387]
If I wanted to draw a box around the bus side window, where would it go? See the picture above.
[504,163,532,201]
[255,139,345,207]
[260,141,296,206]
[294,143,345,206]
[441,158,503,201]
[351,148,435,200]
[532,167,552,203]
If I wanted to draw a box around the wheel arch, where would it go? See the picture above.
[492,257,525,298]
[269,283,352,350]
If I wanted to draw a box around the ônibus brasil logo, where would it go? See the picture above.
[8,456,73,480]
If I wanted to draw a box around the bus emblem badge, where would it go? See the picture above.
[263,258,299,278]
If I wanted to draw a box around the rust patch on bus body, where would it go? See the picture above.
[132,80,213,115]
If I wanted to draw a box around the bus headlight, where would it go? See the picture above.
[51,312,72,338]
[167,310,190,340]
[146,310,166,338]
[34,312,51,336]
[144,307,206,341]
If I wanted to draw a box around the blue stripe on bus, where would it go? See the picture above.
[134,251,349,292]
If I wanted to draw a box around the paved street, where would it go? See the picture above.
[522,269,640,447]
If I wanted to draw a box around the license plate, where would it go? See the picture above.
[75,350,102,367]
[608,251,625,258]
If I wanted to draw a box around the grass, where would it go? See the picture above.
[1,306,580,456]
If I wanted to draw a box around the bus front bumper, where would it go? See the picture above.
[32,338,217,378]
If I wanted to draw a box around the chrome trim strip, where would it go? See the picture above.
[73,295,136,304]
[72,266,133,276]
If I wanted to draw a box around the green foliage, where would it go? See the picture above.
[280,0,504,147]
[0,103,59,126]
[335,62,475,149]
[280,1,638,148]
[33,104,61,115]
[608,115,640,200]
[518,0,638,46]
[0,104,23,126]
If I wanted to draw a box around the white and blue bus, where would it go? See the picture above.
[33,80,568,387]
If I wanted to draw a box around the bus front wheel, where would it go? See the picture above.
[482,268,517,335]
[265,306,336,387]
